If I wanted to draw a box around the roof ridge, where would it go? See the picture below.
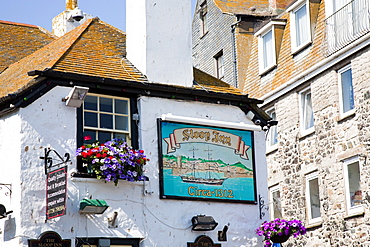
[0,20,39,28]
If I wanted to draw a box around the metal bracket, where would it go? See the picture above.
[258,194,268,219]
[0,184,12,197]
[40,148,71,174]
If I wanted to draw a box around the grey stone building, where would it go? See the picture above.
[193,0,370,246]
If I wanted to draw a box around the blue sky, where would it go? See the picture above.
[0,0,197,32]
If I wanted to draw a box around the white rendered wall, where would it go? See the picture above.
[52,11,93,37]
[0,86,268,247]
[126,0,193,87]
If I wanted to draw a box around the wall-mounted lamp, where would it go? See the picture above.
[79,199,109,214]
[191,215,218,231]
[62,86,89,107]
[0,204,13,219]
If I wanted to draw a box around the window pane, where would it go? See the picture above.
[341,69,354,113]
[113,133,128,142]
[100,114,113,129]
[272,190,282,219]
[309,178,321,219]
[84,95,97,111]
[303,92,314,129]
[84,112,98,127]
[115,99,128,114]
[98,131,112,143]
[295,4,309,46]
[100,97,113,112]
[115,116,129,131]
[263,30,274,68]
[348,162,361,207]
[268,111,278,146]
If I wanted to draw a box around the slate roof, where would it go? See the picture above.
[0,17,247,99]
[0,20,55,73]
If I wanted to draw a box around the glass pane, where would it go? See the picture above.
[115,99,129,114]
[100,114,113,129]
[98,131,112,143]
[272,190,282,219]
[100,97,113,112]
[263,30,274,68]
[115,116,129,131]
[341,69,354,113]
[304,92,314,129]
[268,111,278,145]
[309,178,321,219]
[113,133,127,142]
[348,162,361,206]
[296,4,309,46]
[84,112,98,127]
[83,130,96,144]
[84,95,97,111]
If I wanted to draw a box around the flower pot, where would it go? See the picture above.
[270,233,290,243]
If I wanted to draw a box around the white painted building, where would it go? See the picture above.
[0,0,273,246]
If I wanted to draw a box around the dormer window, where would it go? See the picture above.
[288,0,312,53]
[255,20,286,75]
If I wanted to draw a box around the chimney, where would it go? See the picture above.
[52,0,93,37]
[126,0,193,87]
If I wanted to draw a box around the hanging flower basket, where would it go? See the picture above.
[269,233,291,243]
[76,138,149,186]
[255,218,306,247]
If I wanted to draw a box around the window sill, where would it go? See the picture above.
[291,41,312,56]
[200,31,209,39]
[345,205,364,219]
[338,109,355,122]
[71,172,149,183]
[259,64,277,76]
[306,219,322,229]
[266,144,278,154]
[300,127,315,138]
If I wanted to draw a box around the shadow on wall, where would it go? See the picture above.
[3,216,16,241]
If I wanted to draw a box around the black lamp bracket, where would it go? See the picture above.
[258,194,269,219]
[0,184,12,197]
[40,148,71,174]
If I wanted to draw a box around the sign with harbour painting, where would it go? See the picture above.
[158,120,256,203]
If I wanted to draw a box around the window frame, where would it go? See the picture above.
[265,107,278,152]
[338,64,355,119]
[199,1,208,36]
[269,184,283,220]
[214,51,224,80]
[288,0,312,53]
[299,87,315,136]
[82,93,132,144]
[257,27,276,74]
[305,171,322,226]
[343,156,364,217]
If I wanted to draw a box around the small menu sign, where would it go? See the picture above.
[28,231,71,247]
[46,166,67,220]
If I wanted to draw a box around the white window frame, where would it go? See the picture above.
[266,107,278,152]
[199,1,208,36]
[299,87,315,136]
[343,156,364,217]
[83,94,131,144]
[257,27,276,74]
[269,185,283,220]
[214,51,224,79]
[305,171,322,226]
[288,0,312,53]
[338,64,355,119]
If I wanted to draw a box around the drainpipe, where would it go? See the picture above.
[231,16,241,88]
